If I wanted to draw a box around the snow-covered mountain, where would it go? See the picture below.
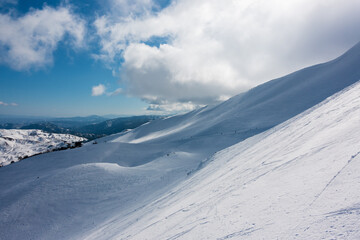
[0,129,86,167]
[0,42,359,239]
[88,74,360,240]
[115,42,360,150]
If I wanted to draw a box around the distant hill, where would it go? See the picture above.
[1,43,360,240]
[74,115,162,139]
[0,115,107,128]
[0,115,163,140]
[20,122,69,133]
[50,115,108,128]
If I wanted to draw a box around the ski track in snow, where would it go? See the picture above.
[86,81,360,240]
[1,43,360,239]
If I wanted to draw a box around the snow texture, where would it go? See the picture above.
[0,129,86,166]
[0,43,360,239]
[106,80,360,240]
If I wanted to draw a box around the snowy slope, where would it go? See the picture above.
[0,133,203,239]
[0,129,86,167]
[115,42,360,150]
[85,80,360,240]
[0,43,359,240]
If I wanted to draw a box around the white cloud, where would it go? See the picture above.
[95,0,360,110]
[0,101,18,106]
[91,85,123,96]
[108,0,154,18]
[92,84,107,96]
[147,101,199,113]
[0,0,17,6]
[107,88,123,96]
[0,6,85,71]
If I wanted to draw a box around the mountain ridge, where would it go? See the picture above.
[114,41,360,149]
[0,43,359,239]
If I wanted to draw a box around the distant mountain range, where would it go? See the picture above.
[0,115,163,140]
[0,114,108,125]
[1,42,360,239]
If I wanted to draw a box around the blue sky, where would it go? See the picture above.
[1,0,360,117]
[0,49,147,117]
[0,0,171,117]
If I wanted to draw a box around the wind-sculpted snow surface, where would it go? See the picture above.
[0,139,201,240]
[114,42,360,147]
[0,129,86,166]
[87,80,360,240]
[0,43,360,239]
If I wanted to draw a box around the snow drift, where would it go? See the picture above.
[115,42,360,148]
[0,42,360,239]
[105,80,360,240]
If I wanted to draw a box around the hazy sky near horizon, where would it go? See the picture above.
[1,0,360,117]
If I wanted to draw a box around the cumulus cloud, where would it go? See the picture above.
[0,5,85,71]
[0,101,18,106]
[95,0,360,111]
[92,84,106,96]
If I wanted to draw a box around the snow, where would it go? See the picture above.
[127,122,193,144]
[0,43,360,239]
[114,42,360,152]
[104,81,360,240]
[0,129,86,167]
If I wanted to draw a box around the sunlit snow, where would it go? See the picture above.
[0,43,360,239]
